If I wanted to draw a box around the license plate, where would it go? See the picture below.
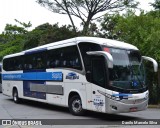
[130,107,137,112]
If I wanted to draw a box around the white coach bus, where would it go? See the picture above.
[2,37,158,115]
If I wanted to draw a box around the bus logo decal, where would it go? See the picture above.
[66,72,79,80]
[52,72,63,81]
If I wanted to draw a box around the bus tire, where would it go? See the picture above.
[13,88,20,103]
[69,95,85,116]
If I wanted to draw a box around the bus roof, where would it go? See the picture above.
[3,37,138,59]
[76,37,138,50]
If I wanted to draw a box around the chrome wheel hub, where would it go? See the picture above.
[72,99,82,113]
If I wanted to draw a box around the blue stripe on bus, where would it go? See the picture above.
[112,93,132,100]
[112,94,132,97]
[2,72,63,81]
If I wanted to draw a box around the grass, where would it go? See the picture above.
[148,104,160,108]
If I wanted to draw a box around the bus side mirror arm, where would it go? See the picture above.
[142,56,158,72]
[87,51,113,68]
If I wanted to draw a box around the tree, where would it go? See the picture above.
[149,0,160,18]
[98,13,123,39]
[23,23,78,50]
[38,23,78,45]
[0,20,32,61]
[151,0,160,10]
[37,0,139,35]
[113,11,160,61]
[0,19,32,43]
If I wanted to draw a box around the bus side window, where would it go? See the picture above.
[92,57,106,88]
[55,60,60,67]
[62,45,82,70]
[23,55,33,70]
[46,45,82,70]
[15,57,23,70]
[78,42,102,82]
[46,48,61,68]
[3,56,24,71]
[36,52,46,69]
[23,51,46,70]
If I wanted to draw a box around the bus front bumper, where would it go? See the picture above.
[105,98,148,114]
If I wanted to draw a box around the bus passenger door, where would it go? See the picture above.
[87,57,107,112]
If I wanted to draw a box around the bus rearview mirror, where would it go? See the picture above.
[87,51,113,68]
[142,56,158,72]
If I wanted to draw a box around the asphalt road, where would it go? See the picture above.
[0,93,160,128]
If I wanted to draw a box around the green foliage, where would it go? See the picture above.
[15,19,32,28]
[151,0,160,10]
[23,23,78,50]
[0,38,23,60]
[98,13,123,39]
[37,23,78,45]
[0,20,31,61]
[113,11,160,63]
[22,29,42,50]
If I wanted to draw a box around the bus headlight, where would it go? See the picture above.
[145,92,149,99]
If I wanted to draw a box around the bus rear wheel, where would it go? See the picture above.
[13,89,20,103]
[69,95,85,116]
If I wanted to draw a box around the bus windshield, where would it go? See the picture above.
[104,47,146,91]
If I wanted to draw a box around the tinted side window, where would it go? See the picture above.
[15,56,24,70]
[23,52,46,70]
[92,57,106,88]
[3,56,24,71]
[3,59,9,71]
[47,45,82,70]
[78,43,102,82]
[47,48,62,68]
[23,55,33,70]
[62,46,82,70]
[78,42,102,66]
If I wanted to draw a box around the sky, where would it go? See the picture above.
[0,0,155,34]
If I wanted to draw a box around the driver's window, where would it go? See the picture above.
[92,57,106,88]
[78,42,102,82]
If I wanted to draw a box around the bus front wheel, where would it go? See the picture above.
[69,95,85,116]
[13,89,20,103]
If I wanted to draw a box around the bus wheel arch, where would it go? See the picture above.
[12,87,20,104]
[68,91,85,116]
